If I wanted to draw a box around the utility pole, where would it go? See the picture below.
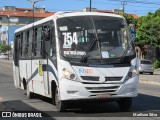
[90,0,92,12]
[121,1,127,14]
[27,0,43,23]
[27,0,43,50]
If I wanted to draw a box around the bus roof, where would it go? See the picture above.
[15,12,124,33]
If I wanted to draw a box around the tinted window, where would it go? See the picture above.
[141,60,152,64]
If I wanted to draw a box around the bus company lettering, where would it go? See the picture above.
[79,68,93,74]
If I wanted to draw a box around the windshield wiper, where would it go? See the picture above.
[80,38,97,63]
[80,16,102,63]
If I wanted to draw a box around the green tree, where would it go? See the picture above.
[120,13,138,25]
[119,13,138,42]
[136,9,160,47]
[0,44,11,53]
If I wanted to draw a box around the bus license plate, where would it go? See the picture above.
[96,93,111,99]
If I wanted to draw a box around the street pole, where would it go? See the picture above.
[90,0,92,12]
[7,15,10,60]
[27,0,43,23]
[121,1,127,14]
[27,0,43,52]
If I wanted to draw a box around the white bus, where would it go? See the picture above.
[13,12,139,112]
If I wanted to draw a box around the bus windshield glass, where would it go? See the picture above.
[57,15,135,62]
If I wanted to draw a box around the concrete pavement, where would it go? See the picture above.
[139,68,160,86]
[0,59,13,64]
[0,60,13,111]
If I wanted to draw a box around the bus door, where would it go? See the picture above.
[42,25,52,95]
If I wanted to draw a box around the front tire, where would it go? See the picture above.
[117,97,132,111]
[55,87,66,112]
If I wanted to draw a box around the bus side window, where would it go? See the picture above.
[29,29,33,57]
[23,31,29,58]
[18,33,23,58]
[22,32,26,58]
[18,35,20,55]
[33,28,37,56]
[43,26,51,41]
[36,27,43,57]
[41,21,54,58]
[42,25,51,58]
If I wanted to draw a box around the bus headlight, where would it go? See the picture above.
[63,68,70,77]
[128,66,138,78]
[132,68,137,76]
[62,68,76,80]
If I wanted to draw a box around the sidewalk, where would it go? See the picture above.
[0,59,13,64]
[139,68,160,85]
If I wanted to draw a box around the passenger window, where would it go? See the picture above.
[43,26,51,41]
[23,31,29,57]
[36,27,43,57]
[29,30,33,57]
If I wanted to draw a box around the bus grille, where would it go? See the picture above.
[85,86,120,94]
[81,76,123,82]
[105,77,123,81]
[81,76,99,81]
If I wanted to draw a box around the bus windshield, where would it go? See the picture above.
[57,15,135,62]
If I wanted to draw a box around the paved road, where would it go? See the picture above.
[0,60,160,120]
[139,69,160,85]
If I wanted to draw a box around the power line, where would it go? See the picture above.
[46,0,159,16]
[76,0,159,8]
[106,0,160,5]
[123,0,160,5]
[76,0,121,6]
[75,0,159,15]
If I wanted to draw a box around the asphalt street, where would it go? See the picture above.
[0,60,159,120]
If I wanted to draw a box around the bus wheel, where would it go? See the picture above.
[55,87,66,112]
[117,97,132,111]
[26,85,34,99]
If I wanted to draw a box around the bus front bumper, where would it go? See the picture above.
[59,75,139,101]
